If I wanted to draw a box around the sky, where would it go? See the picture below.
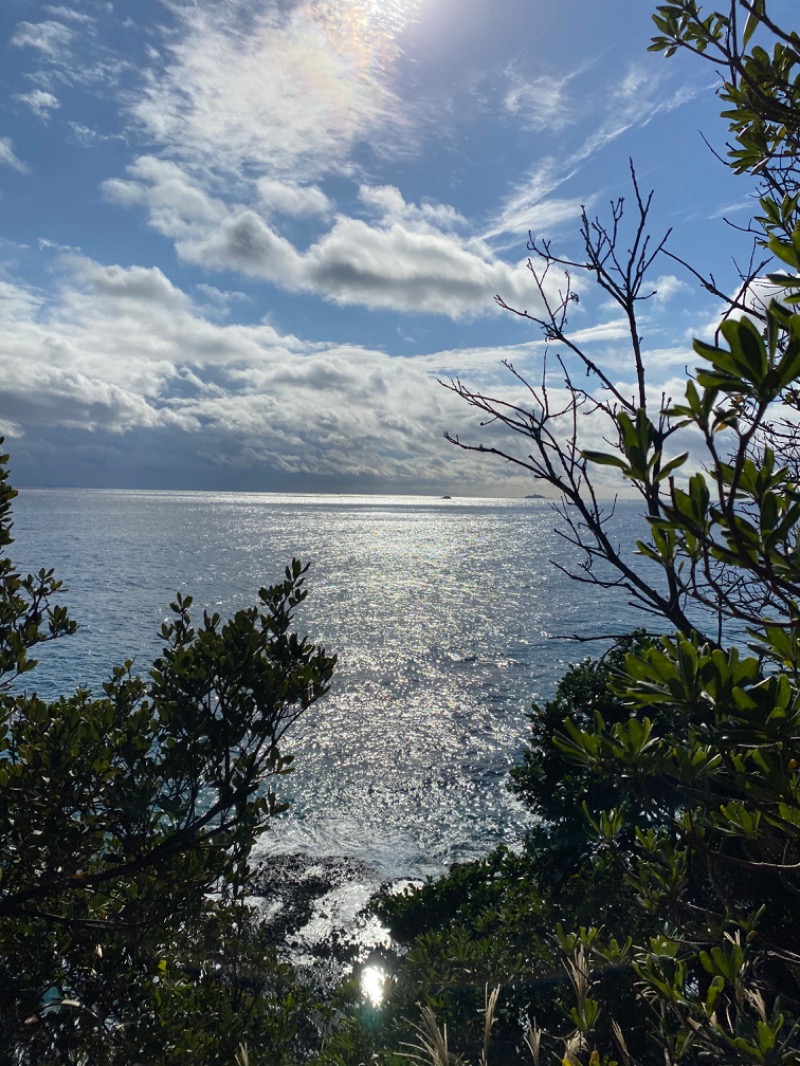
[0,0,776,495]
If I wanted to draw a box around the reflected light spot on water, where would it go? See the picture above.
[360,963,387,1007]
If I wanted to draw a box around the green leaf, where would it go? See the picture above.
[742,1,764,47]
[582,450,629,470]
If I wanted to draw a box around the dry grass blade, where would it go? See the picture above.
[565,944,590,1011]
[479,985,501,1066]
[401,1005,463,1065]
[611,1020,632,1066]
[561,1030,585,1066]
[523,1017,543,1066]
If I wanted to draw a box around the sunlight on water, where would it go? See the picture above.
[360,963,388,1007]
[10,491,651,874]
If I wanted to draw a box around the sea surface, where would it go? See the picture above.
[10,489,653,882]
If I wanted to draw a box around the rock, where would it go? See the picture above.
[247,852,406,989]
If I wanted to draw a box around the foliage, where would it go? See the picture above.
[344,644,657,1066]
[0,442,337,1064]
[384,2,800,1064]
[508,632,666,877]
[650,1,800,201]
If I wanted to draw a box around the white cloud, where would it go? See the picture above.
[0,258,541,492]
[105,158,551,319]
[0,258,704,495]
[485,157,584,244]
[0,279,43,323]
[488,195,587,248]
[102,156,228,239]
[65,258,193,314]
[644,347,694,371]
[68,122,102,144]
[695,275,789,342]
[710,198,753,220]
[571,64,704,165]
[179,209,300,283]
[568,319,634,346]
[0,138,28,173]
[0,419,23,440]
[359,185,467,230]
[488,63,705,246]
[651,274,689,304]
[15,90,60,118]
[11,20,74,58]
[195,283,249,316]
[257,179,332,218]
[130,0,417,180]
[503,72,578,133]
[11,12,126,93]
[303,217,537,316]
[181,210,546,317]
[44,5,94,23]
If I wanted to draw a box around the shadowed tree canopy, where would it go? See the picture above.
[0,443,337,1064]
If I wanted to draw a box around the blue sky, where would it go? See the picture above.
[0,0,775,494]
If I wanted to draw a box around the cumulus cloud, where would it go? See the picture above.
[102,157,228,239]
[305,217,537,315]
[194,283,249,316]
[180,210,300,282]
[0,258,547,493]
[257,179,332,218]
[0,254,701,495]
[359,185,467,230]
[651,274,690,304]
[183,210,544,316]
[105,157,550,318]
[68,122,105,145]
[0,279,43,322]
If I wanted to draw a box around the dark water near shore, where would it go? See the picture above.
[11,489,651,880]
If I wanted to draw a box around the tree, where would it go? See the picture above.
[424,3,800,1063]
[444,2,800,649]
[0,442,337,1064]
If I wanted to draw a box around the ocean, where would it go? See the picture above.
[10,489,650,882]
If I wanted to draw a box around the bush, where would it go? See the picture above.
[0,443,336,1064]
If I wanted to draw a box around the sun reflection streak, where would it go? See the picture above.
[360,962,388,1006]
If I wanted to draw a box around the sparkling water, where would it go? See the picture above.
[10,489,649,879]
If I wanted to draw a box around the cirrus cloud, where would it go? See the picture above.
[0,138,28,173]
[130,0,419,180]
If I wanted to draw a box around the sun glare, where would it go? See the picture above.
[360,963,387,1007]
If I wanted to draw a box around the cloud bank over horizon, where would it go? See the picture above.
[0,0,754,495]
